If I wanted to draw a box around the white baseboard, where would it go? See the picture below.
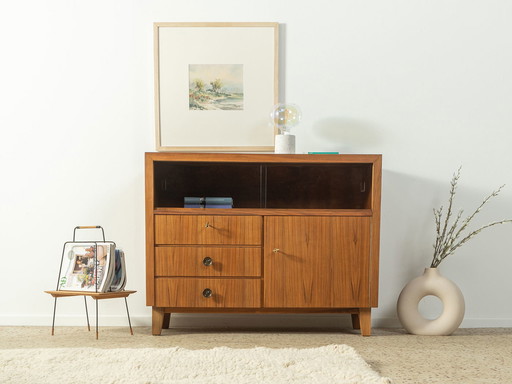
[0,315,151,327]
[460,318,512,328]
[0,313,353,328]
[1,314,511,328]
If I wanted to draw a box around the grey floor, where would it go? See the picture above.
[1,326,511,384]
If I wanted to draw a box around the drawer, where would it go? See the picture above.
[155,215,262,245]
[155,278,261,308]
[155,247,261,277]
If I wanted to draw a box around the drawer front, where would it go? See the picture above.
[155,278,261,308]
[155,215,262,245]
[156,247,261,277]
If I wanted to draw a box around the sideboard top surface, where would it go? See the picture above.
[145,152,382,165]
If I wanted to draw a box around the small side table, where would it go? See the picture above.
[45,290,136,339]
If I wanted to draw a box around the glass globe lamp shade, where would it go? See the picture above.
[270,103,302,134]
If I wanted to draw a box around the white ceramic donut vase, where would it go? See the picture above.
[397,267,465,335]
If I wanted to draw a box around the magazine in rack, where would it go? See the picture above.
[110,249,127,291]
[58,242,127,293]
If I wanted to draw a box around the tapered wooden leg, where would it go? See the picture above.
[359,308,372,336]
[152,307,164,336]
[351,313,361,330]
[162,313,171,329]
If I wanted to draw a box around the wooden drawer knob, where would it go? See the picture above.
[202,288,213,298]
[202,257,213,266]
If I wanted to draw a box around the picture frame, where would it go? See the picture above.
[154,22,279,152]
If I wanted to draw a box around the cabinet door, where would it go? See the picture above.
[264,216,371,308]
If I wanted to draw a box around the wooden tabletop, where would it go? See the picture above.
[44,290,136,300]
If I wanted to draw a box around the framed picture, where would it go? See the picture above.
[154,22,279,152]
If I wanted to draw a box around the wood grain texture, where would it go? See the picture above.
[359,308,372,336]
[154,307,362,314]
[155,246,262,277]
[350,308,372,336]
[263,216,371,308]
[145,153,382,336]
[44,290,136,300]
[152,307,165,335]
[155,278,261,308]
[155,215,262,245]
[145,154,156,306]
[145,152,382,165]
[154,208,373,217]
[370,156,382,307]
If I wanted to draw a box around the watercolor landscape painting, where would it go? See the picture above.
[189,64,244,110]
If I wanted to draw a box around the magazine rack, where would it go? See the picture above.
[45,226,136,339]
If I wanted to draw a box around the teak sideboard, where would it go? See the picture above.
[145,152,382,336]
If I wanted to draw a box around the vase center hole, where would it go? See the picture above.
[418,295,443,320]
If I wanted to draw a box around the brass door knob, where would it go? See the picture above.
[202,257,213,266]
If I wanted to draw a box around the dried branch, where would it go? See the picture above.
[430,168,511,268]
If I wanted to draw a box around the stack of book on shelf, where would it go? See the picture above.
[184,197,233,208]
[57,242,127,293]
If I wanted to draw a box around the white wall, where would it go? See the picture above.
[1,0,511,328]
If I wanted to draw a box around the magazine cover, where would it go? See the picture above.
[108,249,127,292]
[58,242,115,292]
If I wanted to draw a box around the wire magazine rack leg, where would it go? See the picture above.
[48,291,136,339]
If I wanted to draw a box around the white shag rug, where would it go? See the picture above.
[0,344,391,384]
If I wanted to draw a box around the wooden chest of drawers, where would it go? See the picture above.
[145,153,382,336]
[153,214,262,309]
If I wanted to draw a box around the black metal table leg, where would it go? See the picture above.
[124,297,134,335]
[95,299,99,340]
[45,290,136,339]
[51,297,57,336]
[84,296,90,331]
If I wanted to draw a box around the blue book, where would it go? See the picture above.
[184,197,205,208]
[185,197,204,204]
[205,197,233,206]
[184,197,233,208]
